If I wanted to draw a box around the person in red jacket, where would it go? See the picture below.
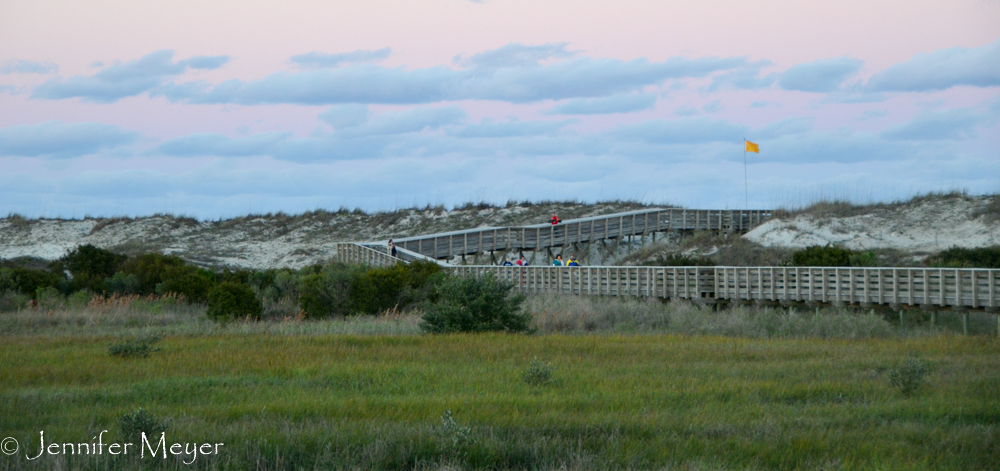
[550,213,560,225]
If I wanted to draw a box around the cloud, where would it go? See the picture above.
[454,43,575,68]
[318,104,370,128]
[336,106,468,137]
[750,101,780,108]
[32,50,230,103]
[756,117,813,139]
[0,121,139,158]
[0,85,19,95]
[610,117,747,145]
[707,65,776,91]
[702,100,724,113]
[448,118,573,138]
[880,107,994,141]
[673,106,698,117]
[290,48,392,68]
[867,39,1000,92]
[1,59,58,74]
[778,57,863,92]
[544,93,656,115]
[155,45,751,105]
[154,132,291,157]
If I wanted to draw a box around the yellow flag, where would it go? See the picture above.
[745,140,759,153]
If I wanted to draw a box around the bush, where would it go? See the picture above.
[298,263,365,318]
[889,356,933,396]
[207,282,262,321]
[35,286,63,310]
[791,245,854,266]
[0,290,30,312]
[642,254,716,266]
[156,265,216,303]
[522,358,554,386]
[105,271,142,294]
[421,273,531,333]
[118,253,187,295]
[109,336,162,359]
[118,408,169,444]
[3,267,61,298]
[58,244,127,292]
[925,246,1000,268]
[298,261,444,318]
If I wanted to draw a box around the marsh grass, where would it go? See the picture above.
[0,333,997,470]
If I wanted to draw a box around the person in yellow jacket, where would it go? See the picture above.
[566,253,580,266]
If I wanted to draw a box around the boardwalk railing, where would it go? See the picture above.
[335,243,402,267]
[453,266,714,299]
[715,267,999,310]
[395,208,771,259]
[332,244,1000,312]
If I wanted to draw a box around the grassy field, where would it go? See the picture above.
[0,299,998,470]
[1,334,997,469]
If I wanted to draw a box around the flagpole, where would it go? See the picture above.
[743,138,748,210]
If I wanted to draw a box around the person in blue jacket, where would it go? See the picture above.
[552,254,564,266]
[567,253,580,266]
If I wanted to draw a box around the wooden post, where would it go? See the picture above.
[930,311,936,327]
[899,310,904,327]
[962,312,970,336]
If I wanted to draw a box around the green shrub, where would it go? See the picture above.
[522,358,554,386]
[888,356,933,396]
[156,265,216,303]
[118,408,169,444]
[925,246,1000,268]
[105,271,142,294]
[298,263,365,318]
[67,289,93,308]
[642,254,717,266]
[109,336,162,359]
[58,244,127,292]
[35,286,63,310]
[0,290,30,312]
[438,410,475,451]
[207,282,262,321]
[791,245,854,266]
[118,253,187,295]
[421,273,530,333]
[5,267,61,298]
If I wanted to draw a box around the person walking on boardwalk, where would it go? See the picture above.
[388,239,397,257]
[517,255,528,266]
[552,254,564,266]
[567,253,580,266]
[550,213,560,225]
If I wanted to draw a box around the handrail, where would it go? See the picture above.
[393,208,772,259]
[333,243,1000,312]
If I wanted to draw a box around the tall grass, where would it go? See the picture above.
[525,294,998,338]
[0,333,996,470]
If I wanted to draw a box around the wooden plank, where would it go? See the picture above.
[972,270,977,309]
[990,270,995,308]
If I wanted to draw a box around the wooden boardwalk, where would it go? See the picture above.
[392,208,771,260]
[335,243,1000,313]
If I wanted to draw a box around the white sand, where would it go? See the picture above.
[744,195,999,252]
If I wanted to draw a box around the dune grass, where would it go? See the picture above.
[1,330,997,470]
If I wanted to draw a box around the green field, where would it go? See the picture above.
[1,316,998,470]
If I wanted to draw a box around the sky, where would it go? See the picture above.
[1,0,999,219]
